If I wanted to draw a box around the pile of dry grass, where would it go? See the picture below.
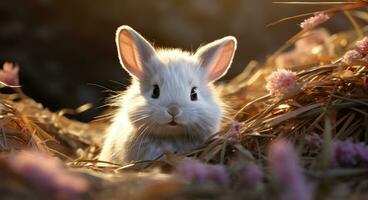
[0,92,103,160]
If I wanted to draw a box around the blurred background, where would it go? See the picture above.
[0,0,351,121]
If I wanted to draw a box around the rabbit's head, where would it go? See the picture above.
[116,26,237,139]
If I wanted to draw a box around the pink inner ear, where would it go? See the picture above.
[208,41,235,81]
[118,31,143,77]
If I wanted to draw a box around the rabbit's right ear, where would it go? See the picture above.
[116,26,156,79]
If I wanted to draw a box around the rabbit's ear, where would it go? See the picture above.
[195,36,237,82]
[116,26,156,78]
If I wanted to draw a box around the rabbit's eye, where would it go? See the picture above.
[191,87,198,101]
[152,84,160,99]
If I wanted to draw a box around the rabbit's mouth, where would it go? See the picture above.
[168,120,178,126]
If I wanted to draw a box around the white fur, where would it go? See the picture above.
[99,26,237,164]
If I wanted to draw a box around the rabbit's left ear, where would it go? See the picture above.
[116,25,156,79]
[195,36,237,82]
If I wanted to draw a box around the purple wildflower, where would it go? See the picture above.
[205,164,229,186]
[295,28,331,50]
[266,69,297,97]
[268,140,312,200]
[332,139,368,168]
[356,37,368,54]
[176,158,229,186]
[275,28,333,67]
[226,121,241,144]
[304,132,323,147]
[354,142,368,167]
[361,55,368,63]
[341,37,368,65]
[275,51,299,67]
[342,50,363,65]
[8,151,88,199]
[0,62,20,86]
[332,139,358,167]
[300,12,330,30]
[176,158,207,182]
[239,163,263,188]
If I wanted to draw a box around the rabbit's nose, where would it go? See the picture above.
[167,105,181,117]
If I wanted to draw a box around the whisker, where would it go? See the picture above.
[136,121,155,159]
[130,115,150,124]
[87,83,119,94]
[109,80,129,87]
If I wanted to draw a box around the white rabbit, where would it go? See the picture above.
[99,25,237,164]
